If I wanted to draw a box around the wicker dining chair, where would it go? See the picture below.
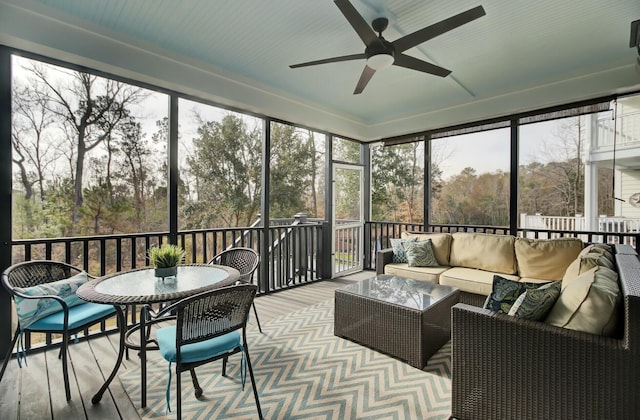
[0,260,117,401]
[150,284,262,419]
[208,247,262,333]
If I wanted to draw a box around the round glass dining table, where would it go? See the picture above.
[77,264,240,406]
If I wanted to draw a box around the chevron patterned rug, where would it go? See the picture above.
[119,299,452,419]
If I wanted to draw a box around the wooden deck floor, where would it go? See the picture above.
[0,272,373,420]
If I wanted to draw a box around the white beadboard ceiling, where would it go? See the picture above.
[0,0,639,141]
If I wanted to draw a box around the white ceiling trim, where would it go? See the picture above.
[369,63,640,138]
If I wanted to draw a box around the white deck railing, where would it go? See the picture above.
[595,110,640,149]
[520,213,640,245]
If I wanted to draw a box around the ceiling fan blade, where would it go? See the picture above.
[290,53,366,68]
[394,54,451,77]
[354,65,376,94]
[334,0,378,46]
[392,5,486,53]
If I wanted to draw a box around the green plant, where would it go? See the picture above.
[148,244,185,268]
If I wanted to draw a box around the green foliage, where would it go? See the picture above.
[371,143,424,223]
[333,138,360,163]
[269,123,317,218]
[41,178,75,237]
[431,168,510,226]
[147,244,185,268]
[185,114,261,228]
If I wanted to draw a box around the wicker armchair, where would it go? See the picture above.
[450,248,640,420]
[0,260,117,401]
[149,284,262,419]
[209,247,262,332]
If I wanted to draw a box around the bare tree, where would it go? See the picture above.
[25,63,146,226]
[11,83,59,200]
[537,117,585,216]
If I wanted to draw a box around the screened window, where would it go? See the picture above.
[430,127,510,226]
[11,55,169,240]
[333,136,360,164]
[370,141,424,224]
[178,98,262,229]
[518,95,640,232]
[269,122,326,219]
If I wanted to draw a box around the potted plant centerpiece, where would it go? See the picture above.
[148,244,185,279]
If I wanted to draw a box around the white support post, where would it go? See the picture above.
[583,114,599,231]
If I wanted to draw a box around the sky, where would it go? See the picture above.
[433,118,596,180]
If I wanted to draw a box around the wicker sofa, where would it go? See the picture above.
[451,244,640,420]
[376,233,640,419]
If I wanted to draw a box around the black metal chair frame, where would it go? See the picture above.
[0,260,117,401]
[146,284,262,419]
[208,247,262,333]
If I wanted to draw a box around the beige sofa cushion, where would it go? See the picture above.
[449,233,517,275]
[439,267,519,296]
[401,232,452,266]
[545,265,620,336]
[384,263,448,283]
[515,237,583,280]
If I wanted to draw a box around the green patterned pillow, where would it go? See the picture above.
[14,272,88,328]
[390,237,417,263]
[483,276,553,314]
[507,281,561,320]
[403,240,438,267]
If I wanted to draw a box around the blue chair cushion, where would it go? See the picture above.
[156,326,241,364]
[28,302,116,331]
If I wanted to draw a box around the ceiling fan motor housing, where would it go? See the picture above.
[372,17,389,34]
[365,38,395,59]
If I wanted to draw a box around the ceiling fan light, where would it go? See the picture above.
[367,53,394,70]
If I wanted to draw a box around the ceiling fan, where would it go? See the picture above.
[290,0,486,94]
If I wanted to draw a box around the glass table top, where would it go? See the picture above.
[338,274,458,310]
[78,264,239,304]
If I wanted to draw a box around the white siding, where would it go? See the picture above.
[620,170,640,218]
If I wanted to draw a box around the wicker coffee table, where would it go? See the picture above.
[334,274,459,369]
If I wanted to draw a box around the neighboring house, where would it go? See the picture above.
[522,96,640,234]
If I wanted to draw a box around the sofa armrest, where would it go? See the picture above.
[375,248,394,274]
[451,303,637,420]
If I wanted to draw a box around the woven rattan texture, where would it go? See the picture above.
[335,286,458,368]
[451,249,640,420]
[3,260,82,289]
[209,247,259,285]
[458,291,486,307]
[176,285,256,344]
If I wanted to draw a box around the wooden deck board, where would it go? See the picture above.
[0,273,372,419]
[18,351,52,419]
[47,345,86,420]
[0,344,20,420]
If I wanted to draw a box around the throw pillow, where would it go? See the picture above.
[403,240,439,267]
[483,275,552,314]
[390,237,417,263]
[401,232,452,266]
[507,281,561,320]
[589,243,613,255]
[562,249,615,289]
[14,272,89,328]
[545,265,620,336]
